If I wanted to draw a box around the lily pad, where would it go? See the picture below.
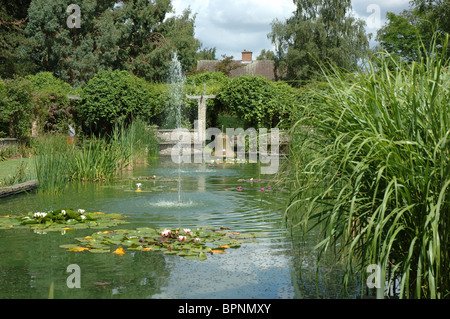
[61,225,264,261]
[0,209,128,233]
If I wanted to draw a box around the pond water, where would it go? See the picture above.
[0,157,351,299]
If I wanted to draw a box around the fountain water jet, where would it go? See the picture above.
[167,52,186,203]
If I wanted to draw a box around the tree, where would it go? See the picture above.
[377,0,449,61]
[0,76,34,140]
[0,0,36,78]
[214,55,241,77]
[268,0,369,85]
[196,46,217,61]
[256,49,275,61]
[23,0,200,87]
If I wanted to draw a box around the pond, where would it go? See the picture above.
[0,157,351,299]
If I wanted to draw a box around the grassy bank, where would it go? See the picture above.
[283,39,449,298]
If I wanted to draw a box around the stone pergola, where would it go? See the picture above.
[185,94,216,145]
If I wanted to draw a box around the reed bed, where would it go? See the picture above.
[284,39,449,298]
[33,135,74,193]
[33,119,159,192]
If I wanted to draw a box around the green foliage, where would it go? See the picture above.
[25,72,72,96]
[32,135,74,193]
[0,76,34,140]
[217,75,298,129]
[283,38,450,299]
[0,0,37,78]
[78,70,163,134]
[0,160,29,187]
[32,119,159,193]
[377,1,449,62]
[25,72,76,134]
[23,0,200,87]
[184,72,230,127]
[268,0,369,84]
[0,209,128,231]
[60,226,265,259]
[195,46,217,61]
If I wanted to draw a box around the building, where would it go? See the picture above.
[196,50,276,81]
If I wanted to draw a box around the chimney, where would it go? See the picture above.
[241,50,253,63]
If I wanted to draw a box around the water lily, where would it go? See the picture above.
[178,235,187,242]
[80,215,86,220]
[261,188,265,192]
[161,229,171,237]
[237,186,242,191]
[194,238,201,244]
[78,209,85,213]
[183,228,191,234]
[61,210,66,216]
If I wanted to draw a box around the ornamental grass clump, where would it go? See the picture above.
[33,135,75,193]
[285,38,449,298]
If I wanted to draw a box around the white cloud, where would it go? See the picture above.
[171,0,411,59]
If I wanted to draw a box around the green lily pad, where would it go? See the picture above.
[61,225,261,261]
[0,209,128,233]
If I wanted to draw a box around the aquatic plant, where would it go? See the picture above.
[284,37,449,298]
[32,135,74,193]
[0,209,128,232]
[61,226,266,260]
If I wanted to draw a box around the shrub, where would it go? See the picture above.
[217,75,299,129]
[26,72,75,135]
[78,70,163,134]
[0,76,34,141]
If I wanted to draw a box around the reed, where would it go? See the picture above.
[284,37,449,298]
[33,119,159,187]
[71,135,125,181]
[32,135,74,193]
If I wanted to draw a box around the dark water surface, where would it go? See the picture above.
[0,158,348,299]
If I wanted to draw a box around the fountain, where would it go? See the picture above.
[167,52,186,203]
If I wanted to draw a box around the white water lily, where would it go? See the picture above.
[80,215,86,220]
[178,235,187,242]
[78,209,85,213]
[61,210,66,216]
[161,229,171,237]
[183,228,191,234]
[33,212,47,218]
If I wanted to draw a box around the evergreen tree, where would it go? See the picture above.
[268,0,369,85]
[0,0,36,78]
[24,0,200,87]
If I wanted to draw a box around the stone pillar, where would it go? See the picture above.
[186,94,216,162]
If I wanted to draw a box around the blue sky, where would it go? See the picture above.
[171,0,411,59]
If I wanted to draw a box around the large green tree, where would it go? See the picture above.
[0,0,36,78]
[377,0,450,61]
[24,0,200,87]
[268,0,369,85]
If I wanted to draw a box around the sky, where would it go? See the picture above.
[170,0,411,59]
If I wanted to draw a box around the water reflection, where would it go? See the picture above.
[0,157,353,298]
